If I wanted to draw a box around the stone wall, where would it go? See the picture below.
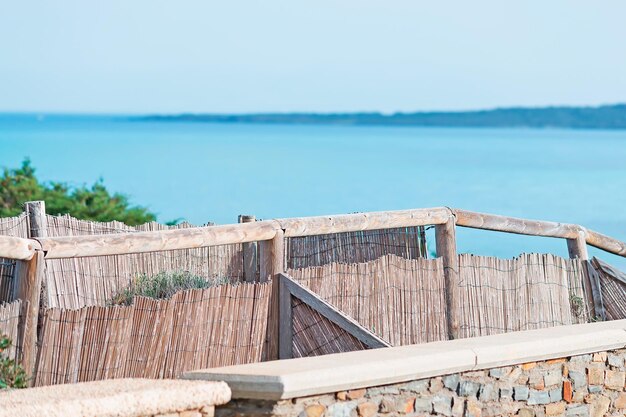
[216,349,626,417]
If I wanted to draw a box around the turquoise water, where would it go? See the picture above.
[1,114,626,269]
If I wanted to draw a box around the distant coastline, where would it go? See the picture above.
[139,104,626,130]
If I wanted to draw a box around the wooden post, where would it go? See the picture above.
[278,274,293,359]
[13,251,44,380]
[25,201,48,240]
[567,230,589,260]
[260,229,285,360]
[435,215,460,340]
[238,215,258,282]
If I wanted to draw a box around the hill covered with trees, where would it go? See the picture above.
[142,104,626,129]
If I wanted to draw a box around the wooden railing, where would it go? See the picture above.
[1,202,626,368]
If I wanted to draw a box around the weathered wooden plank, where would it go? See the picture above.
[278,276,293,359]
[13,251,44,380]
[435,216,460,339]
[586,230,626,258]
[239,215,258,283]
[39,221,280,259]
[593,257,626,286]
[453,209,581,239]
[278,208,451,237]
[25,201,48,239]
[585,260,606,321]
[0,236,39,261]
[567,230,589,260]
[279,273,390,349]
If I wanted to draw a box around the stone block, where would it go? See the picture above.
[588,385,602,394]
[545,402,566,416]
[379,397,395,413]
[614,393,626,409]
[544,370,562,387]
[443,374,461,391]
[452,397,464,416]
[458,381,481,397]
[395,397,415,414]
[414,397,432,413]
[336,391,348,401]
[563,380,573,403]
[479,384,498,402]
[489,367,511,379]
[604,370,625,390]
[500,386,513,400]
[356,402,376,417]
[589,395,610,417]
[403,380,430,394]
[587,367,604,386]
[517,408,535,417]
[528,390,551,405]
[570,354,592,363]
[305,405,326,417]
[513,386,530,401]
[607,354,624,369]
[327,401,357,417]
[464,399,482,417]
[549,388,562,402]
[569,370,587,389]
[565,404,589,417]
[346,389,366,400]
[521,362,537,371]
[433,394,453,416]
[592,352,607,363]
[430,377,444,394]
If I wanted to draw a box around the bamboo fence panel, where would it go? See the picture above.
[0,214,29,302]
[42,214,245,309]
[287,254,448,346]
[33,282,270,386]
[291,296,366,357]
[0,300,24,361]
[457,253,589,338]
[591,259,626,320]
[286,226,427,269]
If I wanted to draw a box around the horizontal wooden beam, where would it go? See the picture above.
[453,209,581,239]
[278,207,451,237]
[0,236,39,260]
[9,206,624,261]
[39,221,280,259]
[586,230,626,258]
[279,273,390,349]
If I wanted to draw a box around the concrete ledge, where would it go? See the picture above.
[0,378,231,417]
[183,320,626,400]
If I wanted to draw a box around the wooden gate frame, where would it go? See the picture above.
[278,273,390,359]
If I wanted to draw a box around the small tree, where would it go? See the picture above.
[0,159,156,225]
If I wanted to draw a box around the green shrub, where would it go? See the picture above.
[109,271,231,306]
[0,335,27,389]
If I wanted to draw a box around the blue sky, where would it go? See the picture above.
[1,1,625,114]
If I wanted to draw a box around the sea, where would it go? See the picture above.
[1,113,626,269]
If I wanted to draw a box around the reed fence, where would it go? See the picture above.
[291,297,366,357]
[0,214,28,302]
[591,257,626,321]
[0,300,24,361]
[286,253,588,353]
[287,255,449,346]
[33,282,270,386]
[285,226,427,269]
[457,253,589,338]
